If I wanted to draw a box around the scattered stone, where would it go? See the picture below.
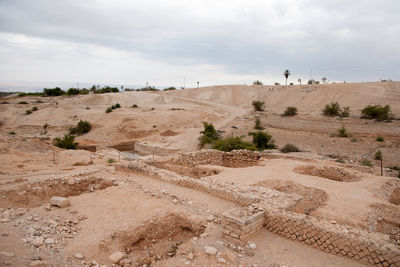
[204,246,218,255]
[49,197,70,208]
[0,251,14,258]
[1,232,9,236]
[248,242,256,250]
[30,261,47,267]
[108,251,124,264]
[218,257,227,263]
[44,238,54,244]
[3,260,12,265]
[186,252,194,260]
[31,237,44,247]
[75,253,84,259]
[31,256,42,261]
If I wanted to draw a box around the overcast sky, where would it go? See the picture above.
[0,0,399,90]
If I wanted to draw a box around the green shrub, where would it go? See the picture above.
[248,131,276,150]
[323,102,340,116]
[163,87,176,91]
[8,131,16,135]
[66,88,80,95]
[106,107,112,113]
[361,159,373,167]
[213,137,257,152]
[253,80,263,85]
[132,104,138,108]
[280,144,301,153]
[350,137,357,142]
[283,106,298,116]
[43,123,48,130]
[374,150,382,160]
[199,122,219,147]
[18,101,28,104]
[254,118,264,130]
[115,103,121,108]
[361,104,391,121]
[252,101,265,111]
[31,106,38,111]
[336,158,345,164]
[25,109,32,115]
[339,106,350,117]
[376,136,384,142]
[43,87,65,96]
[107,158,116,164]
[337,125,349,137]
[53,135,78,149]
[69,120,91,135]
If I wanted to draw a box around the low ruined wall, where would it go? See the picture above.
[134,142,181,156]
[221,209,265,244]
[173,178,260,207]
[171,150,261,167]
[263,208,400,267]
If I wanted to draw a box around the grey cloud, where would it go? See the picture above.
[0,0,399,82]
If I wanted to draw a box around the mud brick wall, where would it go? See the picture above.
[221,210,265,244]
[134,142,181,156]
[264,208,400,266]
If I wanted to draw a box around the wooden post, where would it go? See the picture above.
[53,150,55,165]
[380,158,383,176]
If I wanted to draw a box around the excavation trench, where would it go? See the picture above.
[0,177,114,208]
[101,213,205,266]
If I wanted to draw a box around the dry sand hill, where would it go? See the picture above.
[0,81,399,267]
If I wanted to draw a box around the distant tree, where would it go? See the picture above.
[322,77,328,84]
[298,78,302,85]
[253,80,263,85]
[283,70,291,85]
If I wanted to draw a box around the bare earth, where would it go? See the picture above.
[0,82,399,266]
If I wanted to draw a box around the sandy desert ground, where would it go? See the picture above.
[0,82,399,267]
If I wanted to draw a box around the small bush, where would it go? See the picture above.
[25,109,32,115]
[248,131,276,150]
[361,104,392,121]
[8,131,16,135]
[18,101,28,104]
[163,87,176,91]
[280,144,301,153]
[283,106,298,116]
[252,101,265,111]
[254,118,264,130]
[253,80,263,85]
[374,150,382,161]
[323,102,340,116]
[132,104,138,108]
[361,159,373,167]
[43,87,65,96]
[53,135,78,149]
[376,136,384,142]
[69,120,91,135]
[337,125,349,137]
[350,137,357,142]
[31,106,38,111]
[107,158,116,164]
[43,123,48,130]
[336,158,345,164]
[115,103,121,108]
[199,122,219,147]
[106,107,112,113]
[339,106,350,118]
[86,107,90,110]
[213,137,257,152]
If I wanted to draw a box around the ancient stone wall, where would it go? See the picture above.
[134,142,181,156]
[221,209,265,244]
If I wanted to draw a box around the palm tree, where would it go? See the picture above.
[298,78,301,85]
[322,77,327,84]
[283,70,291,85]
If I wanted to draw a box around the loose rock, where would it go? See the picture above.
[49,196,70,208]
